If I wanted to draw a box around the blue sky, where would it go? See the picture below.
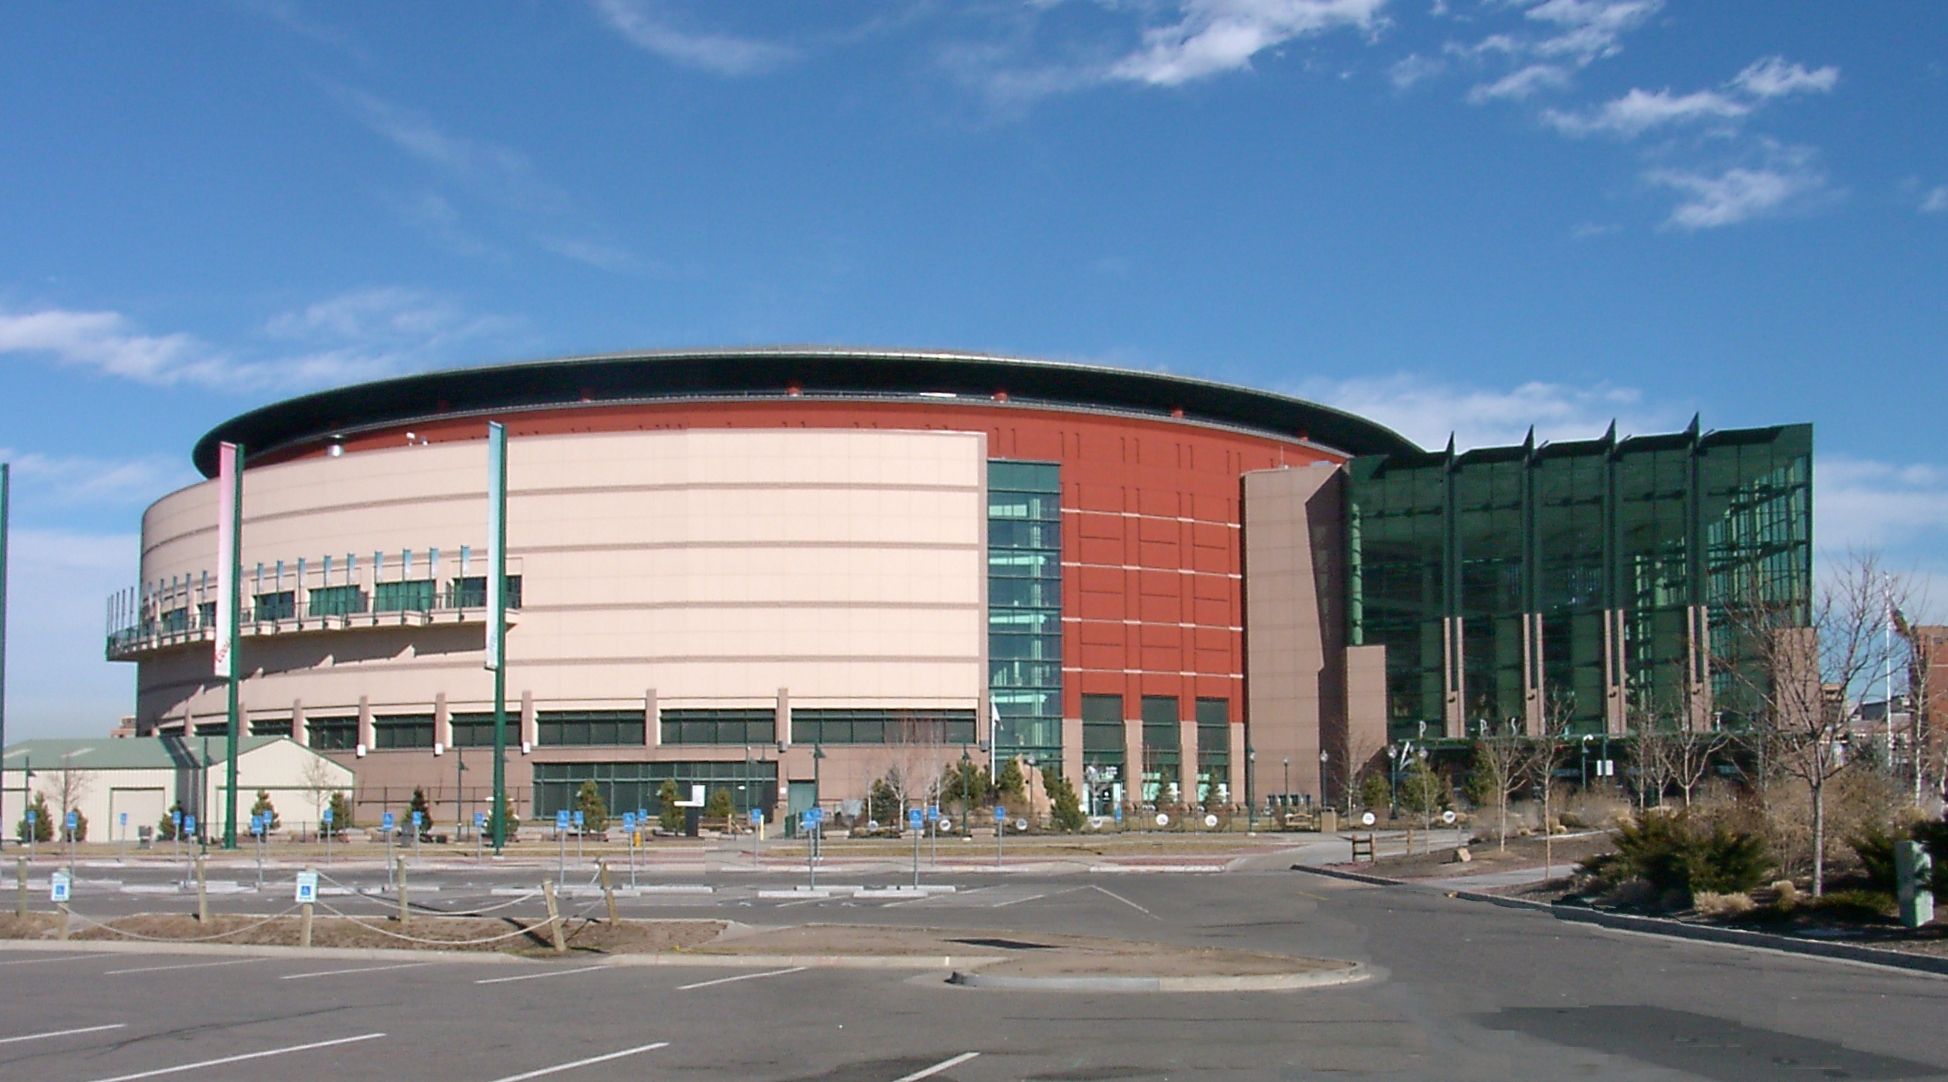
[2,1,1945,737]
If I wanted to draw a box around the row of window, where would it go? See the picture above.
[243,576,525,623]
[285,707,979,750]
[1078,694,1231,767]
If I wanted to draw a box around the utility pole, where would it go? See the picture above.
[215,445,244,849]
[487,423,509,853]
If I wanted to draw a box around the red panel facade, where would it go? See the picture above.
[277,397,1342,736]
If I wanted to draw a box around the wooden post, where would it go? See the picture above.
[196,856,208,923]
[56,902,70,941]
[599,859,618,924]
[396,856,409,925]
[300,901,314,948]
[541,880,567,954]
[13,858,24,919]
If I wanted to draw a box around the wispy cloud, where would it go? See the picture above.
[592,0,796,76]
[333,86,633,270]
[2,289,512,392]
[1389,52,1445,89]
[1105,0,1391,87]
[0,449,199,507]
[1294,372,1681,451]
[1467,62,1569,102]
[1,528,141,739]
[1921,186,1948,214]
[1543,56,1836,138]
[1647,141,1833,230]
[1520,0,1663,64]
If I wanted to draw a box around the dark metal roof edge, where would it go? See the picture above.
[190,347,1421,476]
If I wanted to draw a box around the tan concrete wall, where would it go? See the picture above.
[1241,463,1346,804]
[131,429,988,801]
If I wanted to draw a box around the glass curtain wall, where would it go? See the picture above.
[1348,422,1811,740]
[989,460,1063,767]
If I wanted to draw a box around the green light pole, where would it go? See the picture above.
[217,444,244,850]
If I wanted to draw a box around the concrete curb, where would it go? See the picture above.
[1291,865,1948,979]
[946,963,1370,993]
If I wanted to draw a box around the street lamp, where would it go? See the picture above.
[960,747,973,839]
[1319,749,1330,813]
[1245,747,1255,832]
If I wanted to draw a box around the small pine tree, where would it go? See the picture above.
[250,790,282,832]
[16,792,54,843]
[996,758,1027,799]
[327,791,355,831]
[1043,767,1085,832]
[705,788,734,822]
[867,777,901,825]
[63,806,89,843]
[408,787,433,833]
[1358,770,1391,813]
[1398,757,1451,816]
[157,803,183,842]
[574,780,609,833]
[657,779,683,832]
[938,763,993,805]
[485,791,518,840]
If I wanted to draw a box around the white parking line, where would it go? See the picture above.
[891,1052,980,1082]
[0,1023,127,1045]
[105,958,266,976]
[474,965,609,986]
[0,954,96,967]
[281,962,431,980]
[484,1040,669,1082]
[677,966,806,991]
[990,894,1045,908]
[1089,884,1156,917]
[78,1032,385,1082]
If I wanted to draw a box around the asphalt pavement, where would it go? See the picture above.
[4,840,1945,1081]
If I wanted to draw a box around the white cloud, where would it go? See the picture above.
[2,290,511,393]
[1921,186,1948,214]
[1647,142,1831,229]
[1295,372,1680,451]
[1389,52,1445,89]
[592,0,796,76]
[1544,86,1747,136]
[1814,457,1948,603]
[1105,0,1390,87]
[1521,0,1662,64]
[1467,63,1569,102]
[1731,55,1839,99]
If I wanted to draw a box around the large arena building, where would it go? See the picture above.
[104,349,1812,829]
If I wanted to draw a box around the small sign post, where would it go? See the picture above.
[65,810,79,878]
[172,808,183,864]
[622,812,638,887]
[382,811,396,888]
[411,809,423,860]
[573,810,585,864]
[749,807,762,870]
[50,870,70,940]
[473,811,486,863]
[555,809,571,886]
[927,805,939,869]
[295,869,318,948]
[321,805,334,865]
[118,810,129,864]
[23,809,34,861]
[908,807,924,887]
[993,805,1007,868]
[250,813,265,887]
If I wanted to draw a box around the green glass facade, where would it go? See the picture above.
[989,460,1063,766]
[1347,422,1811,740]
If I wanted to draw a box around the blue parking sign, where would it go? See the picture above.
[622,812,637,831]
[993,806,1006,824]
[555,809,571,829]
[184,814,197,834]
[382,811,395,832]
[411,810,423,827]
[749,808,763,826]
[907,808,923,830]
[573,810,584,828]
[474,811,486,828]
[66,810,78,831]
[322,807,334,825]
[927,806,939,822]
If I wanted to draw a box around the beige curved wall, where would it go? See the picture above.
[134,427,988,732]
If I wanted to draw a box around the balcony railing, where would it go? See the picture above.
[107,547,522,661]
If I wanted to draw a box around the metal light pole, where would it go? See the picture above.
[486,423,509,853]
[1245,747,1255,832]
[215,443,244,850]
[1319,749,1330,818]
[0,461,9,851]
[960,748,973,839]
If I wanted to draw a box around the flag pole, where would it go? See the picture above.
[217,443,244,850]
[487,423,508,853]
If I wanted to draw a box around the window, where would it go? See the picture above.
[449,712,505,747]
[373,580,435,614]
[990,459,1063,768]
[308,717,358,750]
[537,710,645,746]
[532,760,778,819]
[160,607,189,633]
[447,575,523,609]
[659,709,774,745]
[309,585,367,616]
[1082,694,1125,759]
[253,591,295,621]
[791,709,976,746]
[251,718,293,738]
[193,722,229,737]
[373,715,435,749]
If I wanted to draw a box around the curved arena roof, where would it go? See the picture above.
[193,347,1419,477]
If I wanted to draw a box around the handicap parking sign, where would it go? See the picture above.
[555,809,571,830]
[926,806,939,822]
[474,811,486,828]
[992,806,1006,824]
[65,810,78,831]
[50,871,70,904]
[907,808,924,830]
[294,871,318,904]
[573,810,584,828]
[381,811,395,832]
[411,810,423,827]
[184,814,197,834]
[749,808,763,826]
[623,812,637,831]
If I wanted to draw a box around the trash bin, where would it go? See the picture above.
[684,807,701,838]
[1319,809,1338,833]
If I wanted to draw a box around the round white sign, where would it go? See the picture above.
[1360,811,1377,826]
[939,818,953,832]
[1088,816,1108,831]
[1203,814,1219,828]
[1442,810,1457,825]
[1155,813,1170,827]
[1015,819,1028,832]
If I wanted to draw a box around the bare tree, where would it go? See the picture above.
[1630,705,1676,811]
[1723,550,1897,895]
[1668,727,1729,808]
[1471,720,1533,853]
[883,713,954,823]
[300,755,339,834]
[51,757,94,838]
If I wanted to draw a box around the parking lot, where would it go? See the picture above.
[5,845,1947,1081]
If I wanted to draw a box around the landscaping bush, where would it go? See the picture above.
[1804,889,1897,922]
[1849,817,1948,895]
[1043,767,1086,831]
[1580,810,1771,900]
